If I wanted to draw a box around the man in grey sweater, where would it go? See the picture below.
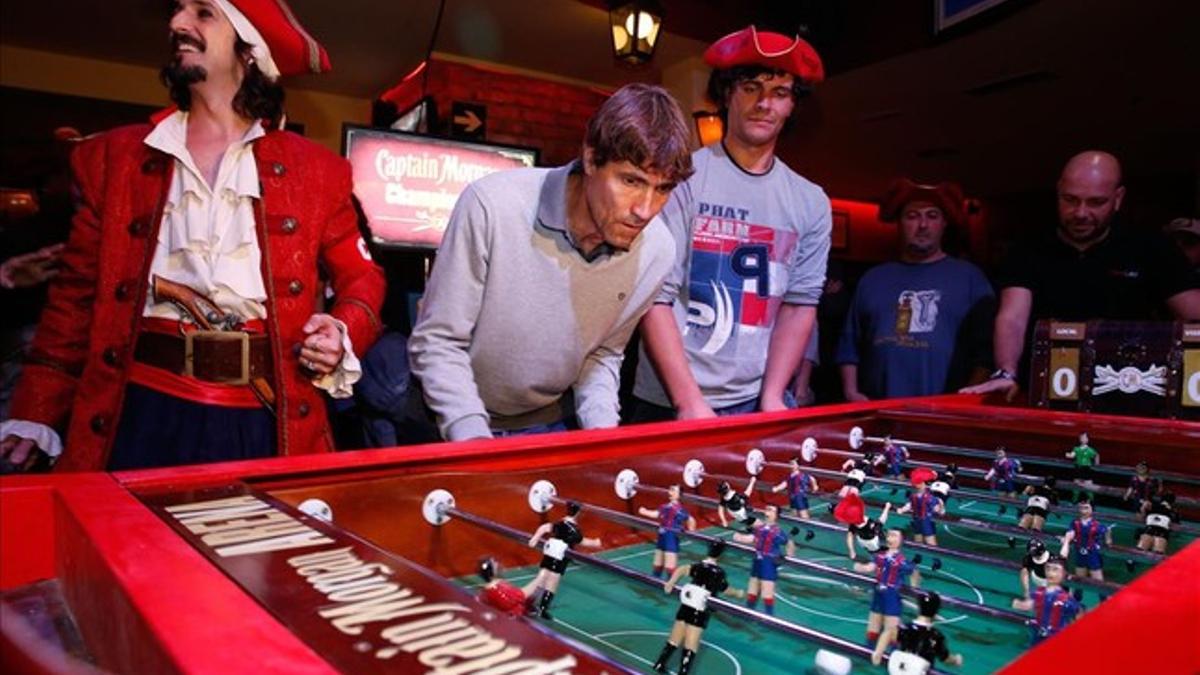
[406,84,694,441]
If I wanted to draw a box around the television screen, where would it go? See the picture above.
[343,125,538,249]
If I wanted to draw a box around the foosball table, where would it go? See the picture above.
[2,396,1197,674]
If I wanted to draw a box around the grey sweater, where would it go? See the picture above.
[409,163,675,440]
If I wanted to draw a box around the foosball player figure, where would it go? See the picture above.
[854,528,920,648]
[984,446,1021,498]
[477,557,533,617]
[638,484,697,578]
[836,492,892,561]
[1012,553,1083,645]
[1124,461,1161,515]
[1063,499,1112,581]
[526,500,602,619]
[653,540,744,675]
[1018,537,1070,600]
[871,591,964,673]
[772,456,819,518]
[838,455,875,498]
[1065,432,1099,500]
[896,467,944,546]
[880,436,910,479]
[732,503,795,615]
[717,477,757,530]
[1136,492,1177,554]
[929,463,957,503]
[1018,476,1059,532]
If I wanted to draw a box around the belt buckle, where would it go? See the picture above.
[184,330,251,385]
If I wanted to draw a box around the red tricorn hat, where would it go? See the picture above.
[911,467,938,486]
[834,493,866,525]
[879,178,966,227]
[217,0,331,79]
[704,26,824,84]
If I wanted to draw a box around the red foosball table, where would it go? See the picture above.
[2,396,1198,674]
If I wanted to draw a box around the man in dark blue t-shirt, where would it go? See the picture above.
[837,178,995,400]
[964,151,1200,399]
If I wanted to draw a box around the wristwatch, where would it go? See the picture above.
[989,368,1016,382]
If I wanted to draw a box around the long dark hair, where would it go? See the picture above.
[706,65,811,133]
[161,39,286,128]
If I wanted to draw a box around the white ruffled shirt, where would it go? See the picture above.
[1,112,361,459]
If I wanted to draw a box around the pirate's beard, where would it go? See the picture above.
[164,60,208,86]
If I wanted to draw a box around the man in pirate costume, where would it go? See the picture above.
[0,0,384,471]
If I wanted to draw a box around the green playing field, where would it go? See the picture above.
[457,483,1190,674]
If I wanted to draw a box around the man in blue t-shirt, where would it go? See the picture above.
[837,178,995,400]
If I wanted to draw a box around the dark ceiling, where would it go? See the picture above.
[2,0,1198,203]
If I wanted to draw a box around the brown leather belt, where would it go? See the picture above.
[135,330,272,386]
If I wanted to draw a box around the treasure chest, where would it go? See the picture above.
[1029,320,1200,420]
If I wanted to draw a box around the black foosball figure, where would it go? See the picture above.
[836,492,892,561]
[871,591,964,673]
[1019,476,1060,532]
[653,540,744,675]
[840,451,883,498]
[1136,492,1177,554]
[1018,537,1071,600]
[526,500,601,619]
[716,477,757,529]
[929,463,957,503]
[638,484,697,578]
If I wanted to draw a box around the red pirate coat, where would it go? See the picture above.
[9,123,385,471]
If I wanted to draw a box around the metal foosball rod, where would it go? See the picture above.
[747,445,1197,537]
[635,475,1124,595]
[741,449,1168,569]
[762,438,1200,524]
[597,474,1034,626]
[843,489,1166,565]
[763,436,1054,488]
[419,488,934,674]
[845,426,1200,488]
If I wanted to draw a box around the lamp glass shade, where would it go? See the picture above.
[608,2,662,64]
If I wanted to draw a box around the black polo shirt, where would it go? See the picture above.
[996,225,1197,321]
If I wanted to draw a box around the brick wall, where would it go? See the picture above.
[383,59,611,166]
